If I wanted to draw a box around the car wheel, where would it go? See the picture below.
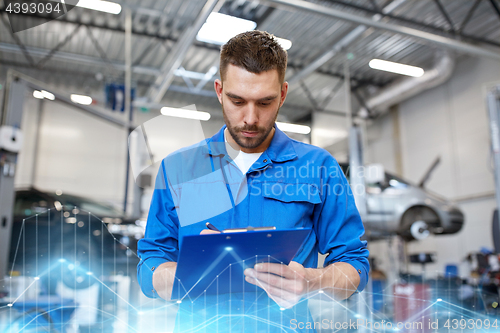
[399,206,438,241]
[410,220,430,240]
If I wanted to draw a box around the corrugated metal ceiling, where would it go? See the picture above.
[0,0,499,120]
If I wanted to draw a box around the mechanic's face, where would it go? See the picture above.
[215,64,288,153]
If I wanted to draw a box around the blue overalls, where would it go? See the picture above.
[137,125,369,332]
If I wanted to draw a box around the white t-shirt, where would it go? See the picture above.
[224,129,262,174]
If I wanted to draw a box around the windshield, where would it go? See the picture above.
[385,172,411,188]
[56,194,125,217]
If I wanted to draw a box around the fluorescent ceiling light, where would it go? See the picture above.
[33,90,44,99]
[197,13,292,50]
[34,90,55,100]
[197,13,257,45]
[369,59,424,77]
[41,90,55,100]
[71,94,93,105]
[275,37,292,51]
[276,122,311,135]
[161,107,211,121]
[76,0,122,15]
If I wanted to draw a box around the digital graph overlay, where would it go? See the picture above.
[1,207,498,332]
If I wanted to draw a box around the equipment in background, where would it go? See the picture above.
[346,121,464,242]
[464,248,500,314]
[0,75,25,285]
[493,209,500,254]
[339,161,464,241]
[0,72,145,326]
[409,253,436,278]
[487,85,500,242]
[465,248,499,279]
[0,126,23,153]
[392,253,434,333]
[105,83,136,112]
[393,282,431,333]
[2,296,77,333]
[369,257,387,313]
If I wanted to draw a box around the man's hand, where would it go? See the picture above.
[244,261,309,309]
[152,262,177,301]
[244,261,361,308]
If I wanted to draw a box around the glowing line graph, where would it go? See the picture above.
[8,278,39,306]
[8,218,26,279]
[170,290,497,333]
[179,249,232,301]
[182,254,288,303]
[4,206,144,313]
[6,205,141,270]
[3,207,498,332]
[5,304,140,333]
[4,266,495,333]
[3,260,68,307]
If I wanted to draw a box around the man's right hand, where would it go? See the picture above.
[152,262,177,301]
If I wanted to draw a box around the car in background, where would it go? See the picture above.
[9,187,145,290]
[338,163,464,241]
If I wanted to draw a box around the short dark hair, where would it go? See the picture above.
[220,30,288,83]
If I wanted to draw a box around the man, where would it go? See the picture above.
[138,30,369,332]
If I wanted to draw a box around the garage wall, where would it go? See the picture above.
[364,110,398,174]
[16,96,40,188]
[366,55,500,278]
[15,93,227,211]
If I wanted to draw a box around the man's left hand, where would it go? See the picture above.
[244,261,309,309]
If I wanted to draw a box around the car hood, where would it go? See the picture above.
[415,187,460,212]
[422,189,449,205]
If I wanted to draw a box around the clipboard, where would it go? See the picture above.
[171,227,311,300]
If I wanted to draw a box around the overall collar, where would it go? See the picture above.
[207,124,297,163]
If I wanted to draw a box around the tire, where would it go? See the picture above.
[409,220,430,240]
[399,206,437,242]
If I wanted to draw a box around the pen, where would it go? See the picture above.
[205,222,221,232]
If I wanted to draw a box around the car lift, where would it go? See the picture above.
[487,84,500,250]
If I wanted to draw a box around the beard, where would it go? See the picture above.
[222,102,279,150]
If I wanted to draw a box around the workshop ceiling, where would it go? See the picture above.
[0,0,499,121]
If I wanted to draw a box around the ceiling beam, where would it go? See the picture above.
[321,0,500,48]
[458,0,481,33]
[0,14,35,65]
[0,42,159,75]
[490,0,500,21]
[1,60,351,123]
[0,11,221,52]
[432,0,456,33]
[0,42,222,88]
[0,9,393,86]
[0,41,387,91]
[287,0,406,86]
[266,0,500,61]
[147,0,225,103]
[9,70,127,127]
